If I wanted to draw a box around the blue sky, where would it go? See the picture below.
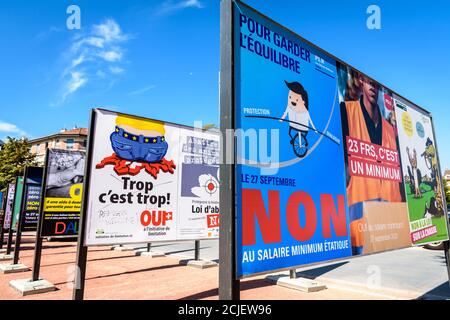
[0,0,449,167]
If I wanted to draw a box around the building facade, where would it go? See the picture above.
[29,128,88,165]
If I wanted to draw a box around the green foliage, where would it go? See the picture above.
[203,124,218,131]
[0,137,38,192]
[445,178,450,205]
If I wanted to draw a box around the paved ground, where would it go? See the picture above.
[0,234,448,300]
[126,239,450,300]
[276,247,450,300]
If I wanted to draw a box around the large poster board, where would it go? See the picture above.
[11,177,24,231]
[84,109,220,246]
[235,3,351,277]
[3,184,15,230]
[20,167,43,232]
[0,192,3,228]
[40,149,85,237]
[394,96,449,245]
[231,0,447,278]
[336,63,411,256]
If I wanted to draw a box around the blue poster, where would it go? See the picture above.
[234,2,352,277]
[0,192,3,212]
[0,191,4,227]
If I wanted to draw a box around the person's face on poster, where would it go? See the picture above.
[287,90,306,113]
[347,70,361,101]
[389,111,397,128]
[359,74,379,106]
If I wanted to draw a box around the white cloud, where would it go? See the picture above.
[67,72,87,94]
[130,85,156,95]
[93,19,129,42]
[71,37,105,51]
[35,26,63,41]
[109,66,124,74]
[96,70,107,78]
[0,121,28,138]
[98,50,122,62]
[70,54,87,69]
[156,0,204,15]
[86,37,105,48]
[181,0,204,9]
[60,71,87,103]
[54,19,131,105]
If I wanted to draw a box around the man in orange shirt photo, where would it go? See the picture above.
[340,71,404,255]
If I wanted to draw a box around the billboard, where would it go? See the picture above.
[20,167,44,232]
[11,177,24,231]
[336,63,411,255]
[3,184,15,230]
[40,149,85,237]
[394,96,449,245]
[0,191,3,228]
[84,109,220,246]
[235,3,352,277]
[231,1,447,278]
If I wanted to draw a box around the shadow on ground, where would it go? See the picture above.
[53,263,182,286]
[178,279,274,300]
[295,261,349,279]
[419,282,450,300]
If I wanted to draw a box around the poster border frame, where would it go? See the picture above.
[83,108,221,247]
[3,183,16,231]
[393,98,450,247]
[38,148,86,239]
[232,0,449,279]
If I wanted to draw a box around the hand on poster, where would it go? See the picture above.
[47,156,85,188]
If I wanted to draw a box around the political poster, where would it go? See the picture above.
[234,3,352,278]
[177,128,220,239]
[3,184,15,230]
[0,192,4,228]
[83,109,220,246]
[336,63,411,255]
[20,167,43,232]
[40,149,85,237]
[394,96,449,245]
[11,177,24,231]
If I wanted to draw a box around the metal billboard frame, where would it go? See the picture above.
[219,0,450,299]
[73,108,221,300]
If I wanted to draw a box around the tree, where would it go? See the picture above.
[445,178,450,207]
[0,137,38,192]
[203,124,218,131]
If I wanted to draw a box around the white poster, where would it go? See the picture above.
[84,109,220,246]
[3,184,15,229]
